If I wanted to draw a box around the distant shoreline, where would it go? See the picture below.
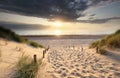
[23,35,106,39]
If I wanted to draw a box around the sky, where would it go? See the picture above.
[0,0,120,35]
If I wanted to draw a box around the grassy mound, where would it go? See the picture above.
[0,26,44,48]
[96,47,106,55]
[90,29,120,54]
[90,29,120,49]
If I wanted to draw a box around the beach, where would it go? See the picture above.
[27,36,120,78]
[0,0,120,78]
[0,36,120,78]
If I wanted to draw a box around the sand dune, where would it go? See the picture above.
[0,38,120,78]
[0,38,44,78]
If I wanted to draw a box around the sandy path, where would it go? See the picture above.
[41,45,120,78]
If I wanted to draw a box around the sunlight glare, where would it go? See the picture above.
[54,21,62,27]
[54,30,61,35]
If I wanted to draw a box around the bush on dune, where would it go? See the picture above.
[29,41,42,48]
[89,41,100,48]
[13,35,28,43]
[90,29,120,54]
[0,26,44,48]
[97,47,106,55]
[115,29,120,34]
[106,34,120,48]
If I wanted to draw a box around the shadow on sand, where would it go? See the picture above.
[105,49,120,62]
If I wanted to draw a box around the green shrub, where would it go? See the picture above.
[115,29,120,35]
[90,29,120,49]
[106,34,120,48]
[15,55,42,78]
[13,35,29,43]
[98,47,106,55]
[30,41,39,48]
[0,26,44,48]
[99,39,106,47]
[89,41,99,48]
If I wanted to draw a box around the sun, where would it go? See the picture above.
[54,30,61,35]
[54,21,62,27]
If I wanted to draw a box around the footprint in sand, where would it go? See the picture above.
[69,70,83,77]
[60,72,67,77]
[76,68,80,71]
[46,46,120,78]
[114,72,120,77]
[108,66,119,71]
[82,70,90,73]
[55,67,69,77]
[87,75,97,78]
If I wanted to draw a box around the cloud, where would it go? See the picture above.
[0,0,87,20]
[87,0,118,7]
[0,0,118,21]
[0,21,49,30]
[77,17,120,23]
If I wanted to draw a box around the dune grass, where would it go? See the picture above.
[90,29,120,49]
[90,29,120,54]
[15,55,42,78]
[0,26,44,48]
[97,47,106,55]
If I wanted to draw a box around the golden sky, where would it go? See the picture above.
[0,1,120,35]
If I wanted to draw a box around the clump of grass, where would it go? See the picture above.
[90,29,120,49]
[29,41,44,48]
[0,26,44,48]
[89,41,100,48]
[97,47,106,55]
[15,55,42,78]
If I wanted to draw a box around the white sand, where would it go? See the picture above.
[0,38,44,78]
[37,39,120,78]
[0,38,120,78]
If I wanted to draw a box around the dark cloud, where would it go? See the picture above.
[0,0,118,21]
[0,0,88,20]
[77,17,120,24]
[0,21,49,30]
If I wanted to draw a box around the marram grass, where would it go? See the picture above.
[15,55,42,78]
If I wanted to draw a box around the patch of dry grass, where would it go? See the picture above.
[14,55,42,78]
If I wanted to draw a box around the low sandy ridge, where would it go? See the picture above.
[0,38,44,78]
